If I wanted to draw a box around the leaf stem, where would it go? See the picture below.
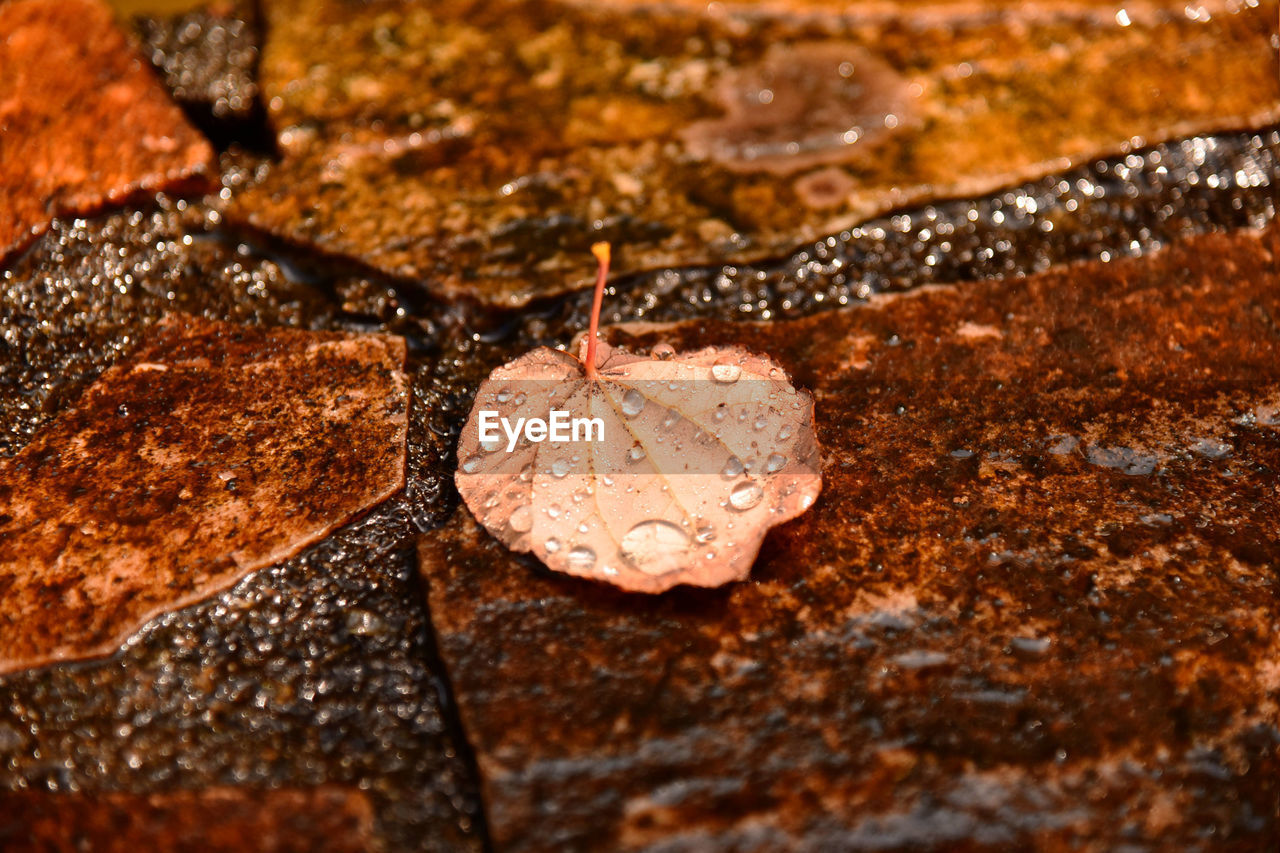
[585,241,611,380]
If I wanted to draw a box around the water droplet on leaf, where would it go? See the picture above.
[729,480,764,511]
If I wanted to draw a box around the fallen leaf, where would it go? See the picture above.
[455,245,822,592]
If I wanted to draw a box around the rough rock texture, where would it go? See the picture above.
[0,180,430,459]
[133,0,263,141]
[419,224,1280,851]
[0,502,485,852]
[0,0,214,261]
[0,786,374,852]
[228,0,1278,305]
[1,0,1277,848]
[0,315,408,673]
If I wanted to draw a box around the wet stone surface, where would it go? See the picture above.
[0,187,427,458]
[230,0,1278,305]
[419,225,1280,851]
[571,127,1280,329]
[0,315,408,673]
[133,0,267,148]
[0,0,214,261]
[2,0,1279,847]
[0,785,376,852]
[0,502,484,852]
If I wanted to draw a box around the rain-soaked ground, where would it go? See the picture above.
[0,0,1277,850]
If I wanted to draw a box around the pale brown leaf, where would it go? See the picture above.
[454,336,822,593]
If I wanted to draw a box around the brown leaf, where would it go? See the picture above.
[455,248,822,592]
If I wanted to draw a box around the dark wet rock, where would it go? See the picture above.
[418,225,1280,850]
[0,315,408,674]
[229,0,1277,305]
[0,785,374,852]
[0,502,485,851]
[0,0,214,262]
[566,128,1280,329]
[134,0,268,150]
[0,191,433,458]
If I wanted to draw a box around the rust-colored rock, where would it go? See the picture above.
[0,0,214,262]
[0,786,374,852]
[419,225,1280,850]
[229,0,1277,306]
[0,316,408,675]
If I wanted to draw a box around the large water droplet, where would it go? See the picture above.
[620,520,691,575]
[729,479,764,511]
[765,453,787,473]
[753,415,768,431]
[566,545,596,572]
[460,454,483,474]
[713,404,728,422]
[652,343,675,360]
[496,388,512,403]
[546,504,562,518]
[628,445,647,462]
[621,388,645,417]
[662,409,680,429]
[695,523,716,543]
[551,458,570,478]
[509,505,532,532]
[711,362,742,384]
[545,537,561,553]
[777,424,794,441]
[721,455,745,478]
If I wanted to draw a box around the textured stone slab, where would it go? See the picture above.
[134,1,261,125]
[0,0,214,261]
[0,315,407,674]
[419,225,1280,851]
[0,786,374,853]
[229,0,1278,305]
[0,504,484,852]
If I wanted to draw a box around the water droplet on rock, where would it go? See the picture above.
[766,453,787,473]
[652,343,675,360]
